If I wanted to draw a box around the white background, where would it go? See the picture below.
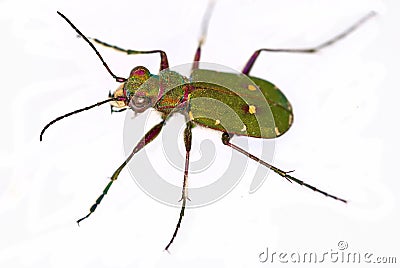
[0,0,399,267]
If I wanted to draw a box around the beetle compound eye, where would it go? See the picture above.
[135,96,147,106]
[130,66,151,79]
[130,95,151,112]
[132,97,147,107]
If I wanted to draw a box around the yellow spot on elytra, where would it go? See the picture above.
[215,119,220,125]
[289,114,293,125]
[247,84,257,91]
[241,125,247,132]
[274,127,281,136]
[189,111,194,121]
[248,105,256,114]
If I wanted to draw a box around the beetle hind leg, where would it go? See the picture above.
[242,12,376,75]
[221,132,347,203]
[165,121,194,251]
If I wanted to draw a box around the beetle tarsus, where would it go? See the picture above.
[242,11,377,75]
[77,213,91,226]
[221,132,347,203]
[165,121,193,251]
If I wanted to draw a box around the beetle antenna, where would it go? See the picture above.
[40,97,124,141]
[57,11,127,83]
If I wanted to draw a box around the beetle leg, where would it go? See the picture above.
[90,38,169,72]
[76,120,165,225]
[191,0,216,71]
[221,132,347,203]
[192,39,203,71]
[242,12,376,75]
[165,120,193,251]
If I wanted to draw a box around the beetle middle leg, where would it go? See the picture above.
[76,120,165,225]
[165,119,194,251]
[191,0,216,71]
[221,132,347,203]
[242,12,376,75]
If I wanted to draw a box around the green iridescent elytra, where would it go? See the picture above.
[189,69,293,138]
[122,67,293,139]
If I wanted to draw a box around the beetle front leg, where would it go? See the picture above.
[76,120,165,225]
[90,38,169,72]
[165,120,194,251]
[221,132,347,203]
[242,12,375,75]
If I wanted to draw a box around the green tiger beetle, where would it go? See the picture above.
[40,2,375,251]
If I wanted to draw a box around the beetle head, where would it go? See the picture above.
[109,66,160,113]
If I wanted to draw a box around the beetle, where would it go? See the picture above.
[40,3,375,251]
